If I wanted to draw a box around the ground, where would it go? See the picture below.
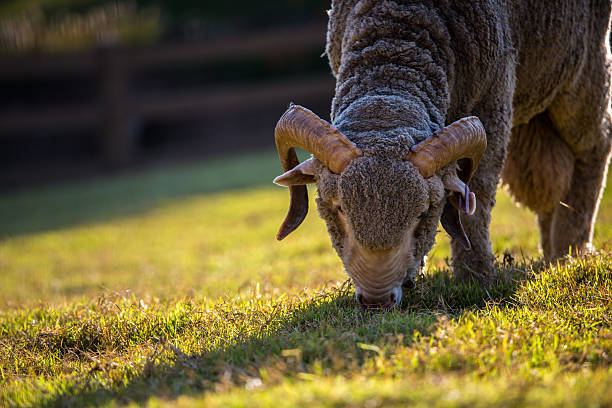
[1,150,612,407]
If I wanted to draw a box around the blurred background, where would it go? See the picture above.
[0,0,355,305]
[0,0,331,189]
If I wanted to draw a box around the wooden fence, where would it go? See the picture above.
[0,22,334,166]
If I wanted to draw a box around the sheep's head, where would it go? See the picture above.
[273,105,486,309]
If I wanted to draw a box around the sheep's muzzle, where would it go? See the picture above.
[344,236,413,310]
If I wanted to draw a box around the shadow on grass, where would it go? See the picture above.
[42,262,534,407]
[0,150,284,240]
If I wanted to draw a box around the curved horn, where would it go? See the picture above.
[276,105,362,174]
[406,116,486,183]
[275,104,362,241]
[408,116,486,251]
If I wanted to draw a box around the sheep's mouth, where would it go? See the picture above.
[355,286,402,309]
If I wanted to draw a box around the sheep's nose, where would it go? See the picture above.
[357,291,399,310]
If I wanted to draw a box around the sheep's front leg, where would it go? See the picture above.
[449,103,512,280]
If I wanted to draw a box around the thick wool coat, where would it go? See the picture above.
[318,0,612,278]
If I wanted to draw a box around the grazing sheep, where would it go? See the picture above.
[273,0,612,309]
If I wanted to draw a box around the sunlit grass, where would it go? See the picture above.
[1,149,611,407]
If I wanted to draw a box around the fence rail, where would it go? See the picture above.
[0,21,332,166]
[0,23,327,77]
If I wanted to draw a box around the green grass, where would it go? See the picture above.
[1,149,612,407]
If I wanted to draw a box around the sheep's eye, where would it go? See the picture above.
[418,210,428,219]
[337,205,344,215]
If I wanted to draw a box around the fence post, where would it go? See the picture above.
[97,44,138,167]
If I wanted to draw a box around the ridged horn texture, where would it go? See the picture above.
[275,104,362,240]
[406,116,487,183]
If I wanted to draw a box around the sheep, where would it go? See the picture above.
[273,0,612,309]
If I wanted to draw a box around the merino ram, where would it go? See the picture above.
[273,0,612,309]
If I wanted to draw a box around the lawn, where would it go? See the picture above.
[1,149,612,407]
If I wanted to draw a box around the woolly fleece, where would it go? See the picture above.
[311,0,612,281]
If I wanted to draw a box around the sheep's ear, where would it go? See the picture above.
[274,158,316,240]
[273,158,316,186]
[440,202,471,250]
[443,174,476,215]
